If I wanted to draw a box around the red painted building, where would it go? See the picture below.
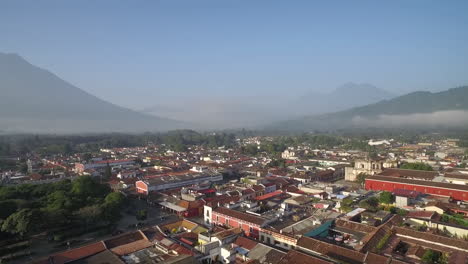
[365,175,468,201]
[206,206,267,239]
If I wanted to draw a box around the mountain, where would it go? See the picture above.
[0,53,185,133]
[268,86,468,131]
[293,83,395,115]
[140,95,296,130]
[140,83,394,130]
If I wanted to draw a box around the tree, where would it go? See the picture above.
[359,197,379,211]
[355,173,368,185]
[172,143,187,152]
[379,191,395,204]
[104,192,125,207]
[42,207,69,228]
[63,143,73,154]
[134,158,144,166]
[0,186,18,201]
[46,190,74,211]
[421,249,442,264]
[103,162,112,180]
[19,162,28,174]
[340,197,354,213]
[77,205,103,231]
[101,192,126,223]
[396,208,408,216]
[400,162,433,171]
[1,209,42,236]
[83,153,93,162]
[0,200,17,219]
[136,209,147,221]
[268,159,286,168]
[71,176,109,201]
[241,144,258,156]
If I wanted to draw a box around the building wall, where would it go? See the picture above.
[408,218,468,237]
[395,196,408,207]
[366,179,468,201]
[204,205,213,225]
[183,207,202,218]
[265,185,276,193]
[211,211,260,239]
[259,230,296,250]
[423,206,445,215]
[75,160,134,173]
[345,159,397,181]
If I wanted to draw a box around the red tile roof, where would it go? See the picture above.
[94,159,134,164]
[233,236,258,250]
[110,240,153,256]
[335,219,377,234]
[104,230,147,249]
[255,190,283,201]
[277,250,333,264]
[379,168,438,180]
[168,243,196,256]
[39,241,107,264]
[406,210,436,219]
[252,185,264,192]
[105,231,153,256]
[242,188,255,195]
[297,236,365,264]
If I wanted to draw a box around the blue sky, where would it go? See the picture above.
[1,0,468,109]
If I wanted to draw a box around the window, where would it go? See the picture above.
[206,210,210,217]
[260,235,265,241]
[216,216,219,222]
[226,219,230,226]
[249,226,254,233]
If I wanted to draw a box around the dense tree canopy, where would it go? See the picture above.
[241,144,259,156]
[400,162,433,171]
[359,197,379,212]
[1,209,42,236]
[379,191,395,204]
[0,130,237,156]
[0,176,125,239]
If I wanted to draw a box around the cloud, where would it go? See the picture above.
[351,110,468,128]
